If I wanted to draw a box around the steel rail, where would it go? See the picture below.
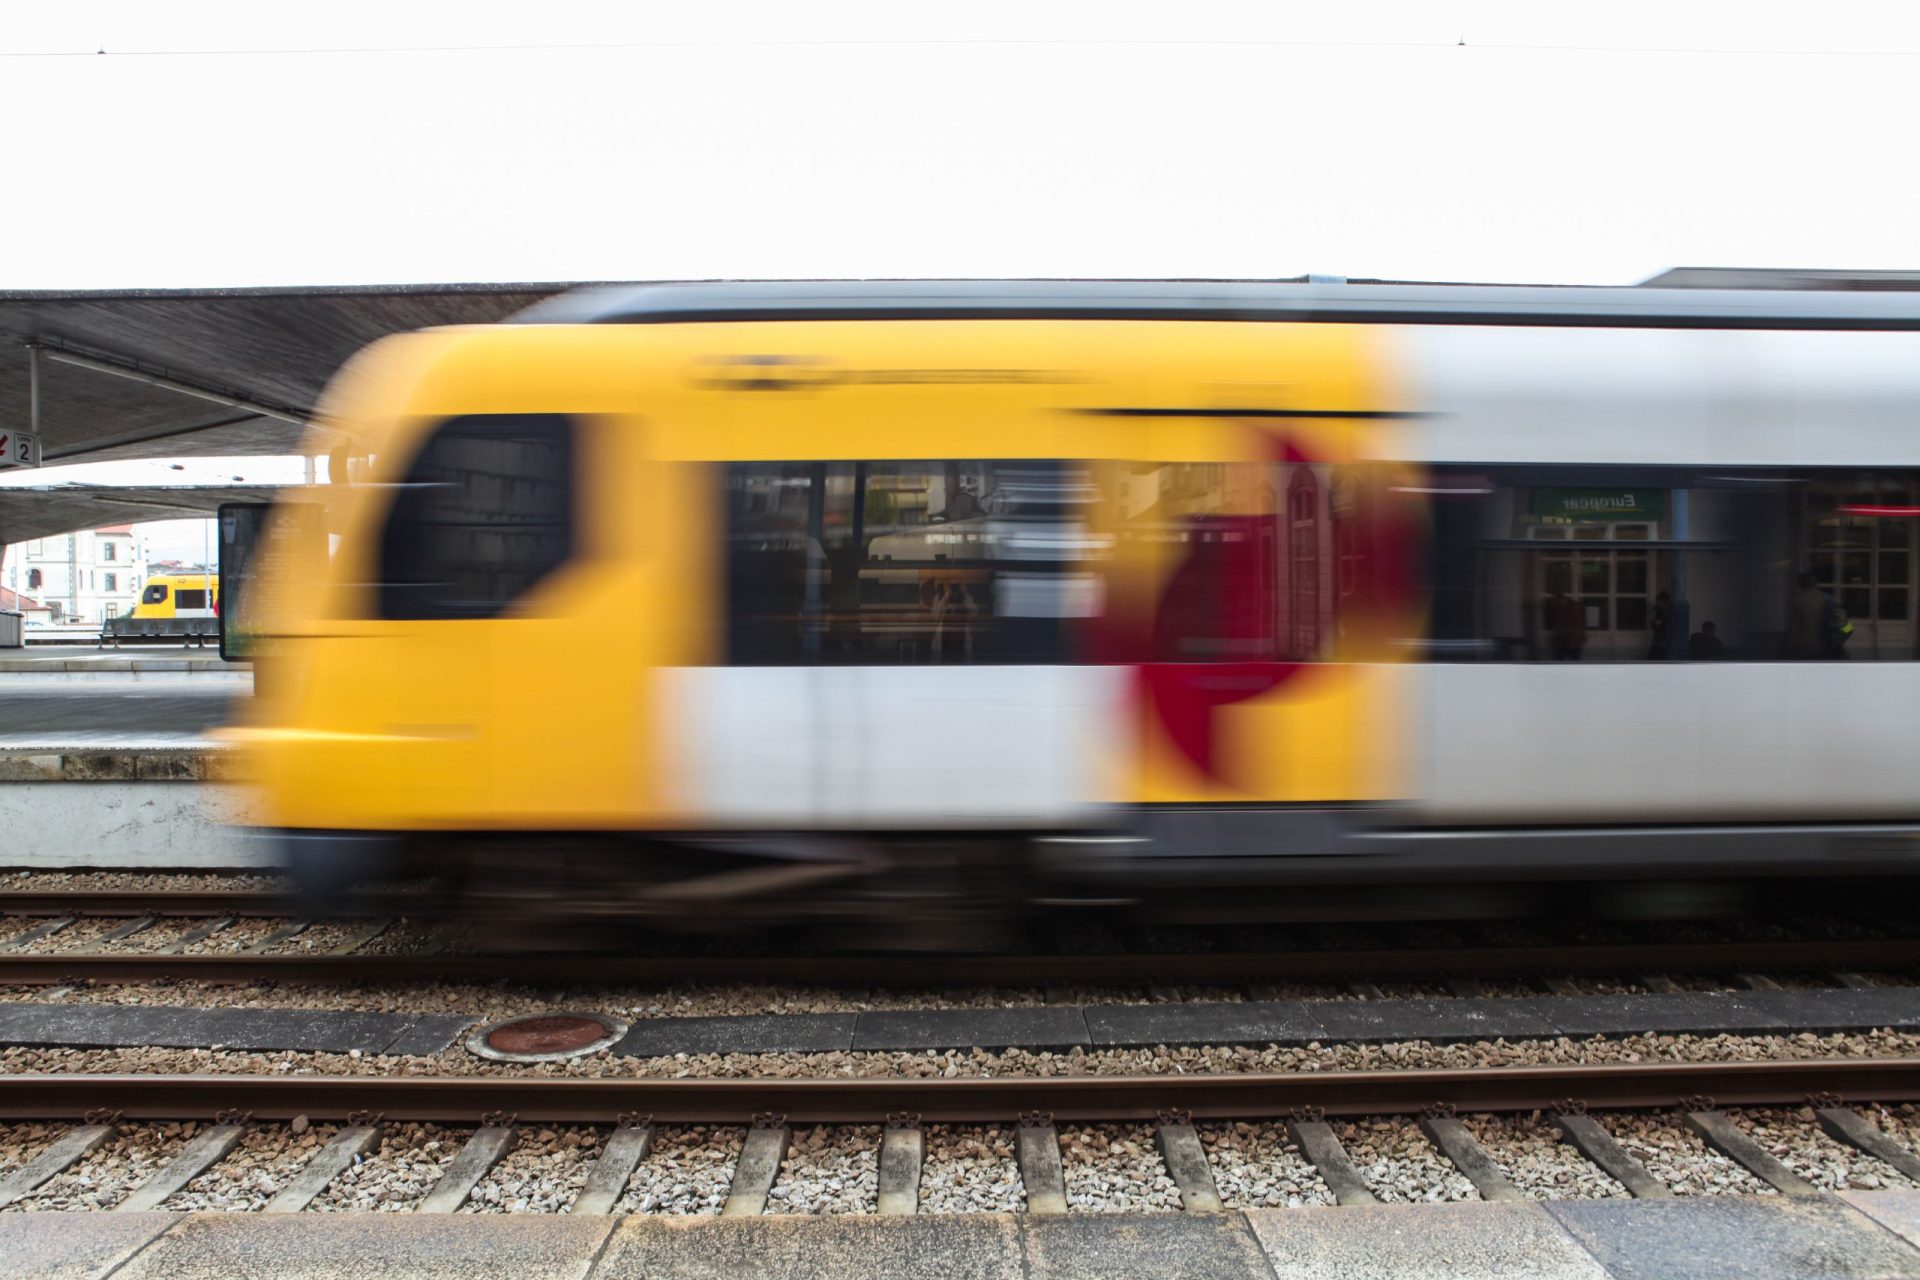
[2,938,1919,987]
[0,890,414,919]
[7,1059,1920,1124]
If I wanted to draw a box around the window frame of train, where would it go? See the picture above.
[721,456,1386,666]
[723,458,1101,666]
[1422,465,1920,662]
[374,412,579,622]
[218,500,326,661]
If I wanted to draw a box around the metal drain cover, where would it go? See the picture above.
[467,1012,628,1063]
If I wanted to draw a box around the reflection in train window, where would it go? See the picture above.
[724,460,1103,665]
[724,457,1364,666]
[1426,467,1920,661]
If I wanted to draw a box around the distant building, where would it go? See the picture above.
[2,525,148,624]
[0,585,52,625]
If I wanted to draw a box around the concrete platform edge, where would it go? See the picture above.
[7,1196,1920,1279]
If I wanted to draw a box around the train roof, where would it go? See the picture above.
[513,279,1920,331]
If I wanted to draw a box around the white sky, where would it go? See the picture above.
[3,1,1917,537]
[3,1,1918,290]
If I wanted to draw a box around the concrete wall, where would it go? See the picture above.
[0,750,267,868]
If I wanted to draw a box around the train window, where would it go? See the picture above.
[141,583,167,604]
[1425,467,1920,661]
[175,589,208,610]
[725,460,1103,665]
[724,457,1373,666]
[376,413,576,621]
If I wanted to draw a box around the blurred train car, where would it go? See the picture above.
[227,281,1920,924]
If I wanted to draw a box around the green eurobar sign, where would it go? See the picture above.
[1531,488,1666,522]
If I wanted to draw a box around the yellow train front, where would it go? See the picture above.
[232,281,1920,924]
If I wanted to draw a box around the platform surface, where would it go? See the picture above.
[0,681,241,748]
[8,1194,1920,1278]
[0,643,240,671]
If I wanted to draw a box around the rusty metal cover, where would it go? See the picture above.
[466,1012,627,1063]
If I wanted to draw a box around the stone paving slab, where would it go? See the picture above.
[10,1201,1920,1278]
[1547,1193,1920,1279]
[614,1013,858,1058]
[1247,1201,1612,1279]
[375,1015,477,1057]
[109,1212,616,1280]
[1539,992,1792,1039]
[10,987,1920,1061]
[1750,990,1920,1034]
[1021,1211,1275,1280]
[1312,997,1566,1045]
[1841,1189,1920,1251]
[1084,999,1326,1047]
[1840,1189,1920,1253]
[0,1002,470,1057]
[850,1006,1090,1052]
[0,1212,178,1280]
[592,1213,1024,1280]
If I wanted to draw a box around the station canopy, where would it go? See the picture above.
[9,269,1915,546]
[0,283,585,544]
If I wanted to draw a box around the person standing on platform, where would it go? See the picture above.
[1687,620,1726,660]
[1547,591,1586,661]
[1647,590,1672,659]
[1790,572,1834,659]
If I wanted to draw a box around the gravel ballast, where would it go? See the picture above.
[1333,1118,1478,1203]
[461,1125,600,1213]
[614,1125,741,1214]
[4,1026,1920,1083]
[163,1122,340,1211]
[1609,1114,1774,1197]
[1461,1113,1627,1200]
[1,1122,184,1211]
[1201,1121,1334,1208]
[1736,1106,1917,1192]
[311,1122,458,1212]
[918,1125,1023,1213]
[1058,1123,1180,1213]
[771,1125,880,1214]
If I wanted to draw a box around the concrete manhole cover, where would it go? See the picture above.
[466,1012,627,1063]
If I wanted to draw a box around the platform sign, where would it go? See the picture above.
[0,430,41,469]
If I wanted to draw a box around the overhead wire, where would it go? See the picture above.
[2,37,1919,59]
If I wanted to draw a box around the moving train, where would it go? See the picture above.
[228,280,1920,926]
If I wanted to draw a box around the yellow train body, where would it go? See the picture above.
[237,316,1415,836]
[131,572,220,620]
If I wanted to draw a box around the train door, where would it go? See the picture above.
[676,457,1129,828]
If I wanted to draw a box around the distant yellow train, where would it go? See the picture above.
[230,280,1920,918]
[131,572,219,620]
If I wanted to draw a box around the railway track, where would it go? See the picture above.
[6,885,1920,990]
[11,1058,1920,1121]
[0,888,412,919]
[5,1060,1920,1214]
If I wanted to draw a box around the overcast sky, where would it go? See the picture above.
[4,2,1918,540]
[5,1,1918,290]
